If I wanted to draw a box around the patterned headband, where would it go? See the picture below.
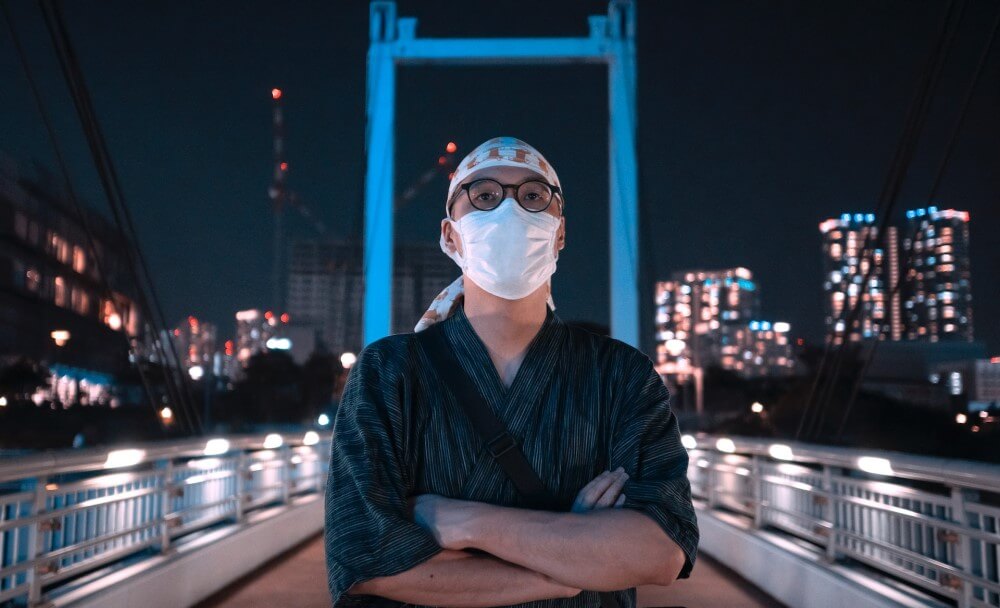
[445,136,562,218]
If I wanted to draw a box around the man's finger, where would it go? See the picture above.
[582,469,621,505]
[614,494,626,507]
[595,471,628,508]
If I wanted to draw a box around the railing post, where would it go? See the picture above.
[26,476,47,607]
[706,452,717,509]
[751,454,763,529]
[950,486,976,608]
[823,465,839,563]
[234,451,246,523]
[281,444,291,504]
[158,459,173,554]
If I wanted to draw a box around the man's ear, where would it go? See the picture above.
[441,218,463,256]
[556,216,566,252]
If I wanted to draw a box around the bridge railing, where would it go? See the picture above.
[0,432,331,606]
[686,434,1000,608]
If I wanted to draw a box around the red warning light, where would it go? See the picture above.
[280,162,288,171]
[264,311,273,320]
[446,142,457,154]
[437,156,447,166]
[796,338,804,346]
[271,88,282,100]
[280,313,290,323]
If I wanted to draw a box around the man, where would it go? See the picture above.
[325,137,698,607]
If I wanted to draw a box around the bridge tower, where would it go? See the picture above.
[363,1,639,347]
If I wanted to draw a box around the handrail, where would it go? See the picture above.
[687,433,1000,608]
[0,431,331,606]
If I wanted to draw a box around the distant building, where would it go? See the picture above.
[165,316,218,379]
[901,207,973,342]
[818,213,897,344]
[930,357,1000,413]
[0,158,142,405]
[229,308,290,378]
[654,268,794,378]
[285,238,455,355]
[718,321,797,378]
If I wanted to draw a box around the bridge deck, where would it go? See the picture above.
[199,534,782,608]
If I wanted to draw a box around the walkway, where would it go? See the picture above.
[199,534,783,608]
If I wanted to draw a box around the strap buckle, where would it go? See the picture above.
[486,432,516,458]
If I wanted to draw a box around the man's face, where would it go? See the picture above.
[442,165,566,260]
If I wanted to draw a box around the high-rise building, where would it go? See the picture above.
[286,238,455,355]
[0,158,142,405]
[901,207,973,342]
[654,268,793,378]
[819,213,896,344]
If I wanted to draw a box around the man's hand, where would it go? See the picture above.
[571,467,628,513]
[411,494,482,551]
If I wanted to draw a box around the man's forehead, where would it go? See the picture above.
[463,165,547,183]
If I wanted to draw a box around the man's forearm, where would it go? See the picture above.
[459,505,685,591]
[348,549,579,607]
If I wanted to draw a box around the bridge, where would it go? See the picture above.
[2,432,997,608]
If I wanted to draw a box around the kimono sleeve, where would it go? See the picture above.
[324,342,443,605]
[610,353,700,580]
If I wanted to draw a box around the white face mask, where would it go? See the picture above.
[440,198,562,300]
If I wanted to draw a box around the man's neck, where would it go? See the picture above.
[462,279,549,385]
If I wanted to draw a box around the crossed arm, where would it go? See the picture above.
[348,469,687,605]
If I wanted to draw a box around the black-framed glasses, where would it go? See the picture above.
[450,178,562,214]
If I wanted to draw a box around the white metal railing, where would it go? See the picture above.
[0,431,330,606]
[686,434,1000,608]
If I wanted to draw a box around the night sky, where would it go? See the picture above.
[3,1,998,353]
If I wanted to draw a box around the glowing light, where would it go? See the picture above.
[107,313,122,330]
[680,434,697,450]
[264,310,273,320]
[203,438,230,455]
[751,402,764,414]
[341,352,357,369]
[271,88,282,100]
[857,456,894,476]
[317,413,330,426]
[290,455,303,464]
[665,339,686,357]
[773,322,790,333]
[734,467,750,476]
[280,162,288,171]
[438,155,447,165]
[716,438,736,453]
[280,313,290,323]
[187,458,222,470]
[696,459,710,468]
[768,444,794,461]
[160,406,173,421]
[104,449,146,469]
[263,433,283,449]
[980,410,989,419]
[51,330,71,346]
[955,413,967,424]
[266,337,291,350]
[236,309,260,321]
[188,365,204,380]
[303,431,320,446]
[446,142,457,153]
[0,396,7,407]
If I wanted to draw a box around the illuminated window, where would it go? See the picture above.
[73,246,86,272]
[26,268,41,292]
[54,277,67,307]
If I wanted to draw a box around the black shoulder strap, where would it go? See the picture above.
[416,324,621,608]
[417,323,552,509]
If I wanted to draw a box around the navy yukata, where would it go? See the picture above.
[324,304,699,607]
